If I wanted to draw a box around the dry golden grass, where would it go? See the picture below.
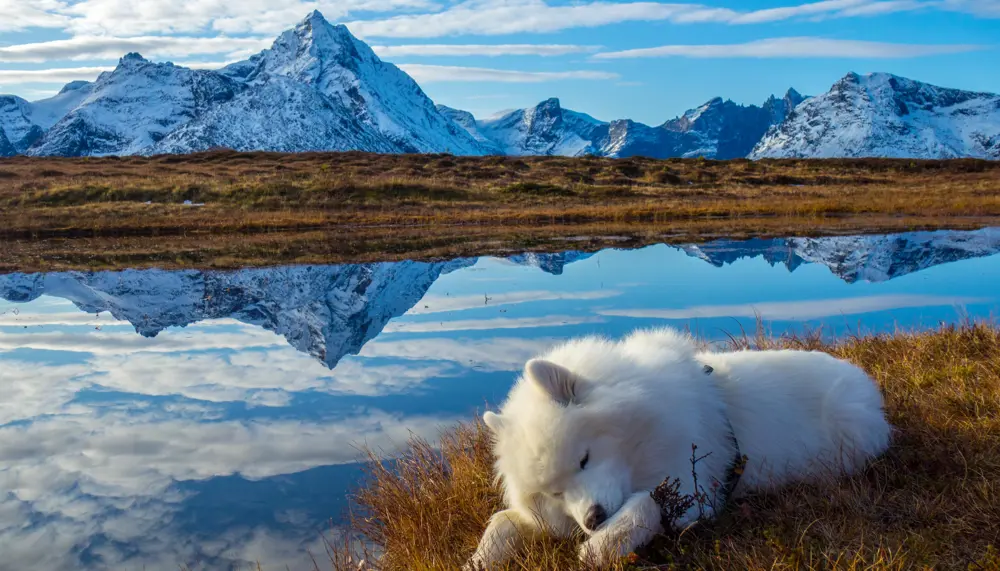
[2,151,999,272]
[3,152,1000,236]
[330,324,1000,571]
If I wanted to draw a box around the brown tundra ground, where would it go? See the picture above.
[1,151,999,272]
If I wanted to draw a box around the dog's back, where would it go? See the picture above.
[697,349,891,491]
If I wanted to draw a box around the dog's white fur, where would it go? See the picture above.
[465,328,891,569]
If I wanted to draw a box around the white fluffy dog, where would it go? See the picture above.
[466,328,891,569]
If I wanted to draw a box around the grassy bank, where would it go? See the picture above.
[329,324,1000,571]
[1,152,999,272]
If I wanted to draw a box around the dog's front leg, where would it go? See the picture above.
[578,492,662,566]
[464,509,537,570]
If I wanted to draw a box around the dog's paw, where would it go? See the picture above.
[578,534,620,567]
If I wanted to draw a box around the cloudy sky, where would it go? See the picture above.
[0,0,998,124]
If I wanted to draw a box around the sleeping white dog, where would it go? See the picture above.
[466,327,891,569]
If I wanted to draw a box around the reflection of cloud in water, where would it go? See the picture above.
[1,410,453,494]
[0,360,92,425]
[0,346,460,424]
[360,337,550,371]
[385,314,605,333]
[0,311,122,326]
[406,290,620,315]
[0,409,458,570]
[598,294,991,322]
[0,327,284,354]
[97,349,456,403]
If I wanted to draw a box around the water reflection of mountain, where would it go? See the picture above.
[0,253,589,370]
[680,228,1000,283]
[2,229,999,372]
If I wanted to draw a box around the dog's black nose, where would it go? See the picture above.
[585,505,608,530]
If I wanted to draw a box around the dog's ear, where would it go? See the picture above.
[483,411,504,433]
[525,359,579,406]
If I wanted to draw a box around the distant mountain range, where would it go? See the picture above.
[1,11,998,160]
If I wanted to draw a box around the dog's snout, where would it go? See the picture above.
[584,504,608,531]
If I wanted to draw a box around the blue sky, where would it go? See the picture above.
[0,0,998,124]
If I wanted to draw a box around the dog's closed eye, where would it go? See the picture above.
[579,451,590,470]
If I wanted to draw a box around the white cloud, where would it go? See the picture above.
[0,66,110,85]
[836,0,924,16]
[939,0,1000,17]
[373,43,600,57]
[54,0,439,36]
[397,63,619,82]
[0,0,70,32]
[729,0,869,23]
[597,294,990,321]
[594,37,985,59]
[345,0,991,38]
[406,288,620,313]
[0,35,271,63]
[348,0,732,38]
[0,0,997,54]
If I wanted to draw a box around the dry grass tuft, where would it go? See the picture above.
[328,324,1000,570]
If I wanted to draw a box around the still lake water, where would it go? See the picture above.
[1,227,999,570]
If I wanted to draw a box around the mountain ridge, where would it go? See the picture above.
[751,72,1000,159]
[1,13,997,160]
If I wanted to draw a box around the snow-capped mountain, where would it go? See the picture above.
[10,12,486,157]
[0,81,93,154]
[680,227,1000,283]
[451,91,805,159]
[152,74,396,154]
[30,54,240,156]
[157,12,485,155]
[3,12,997,161]
[0,96,38,155]
[0,252,589,368]
[751,73,1000,159]
[241,12,486,155]
[436,104,502,153]
[660,89,807,159]
[473,98,607,156]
